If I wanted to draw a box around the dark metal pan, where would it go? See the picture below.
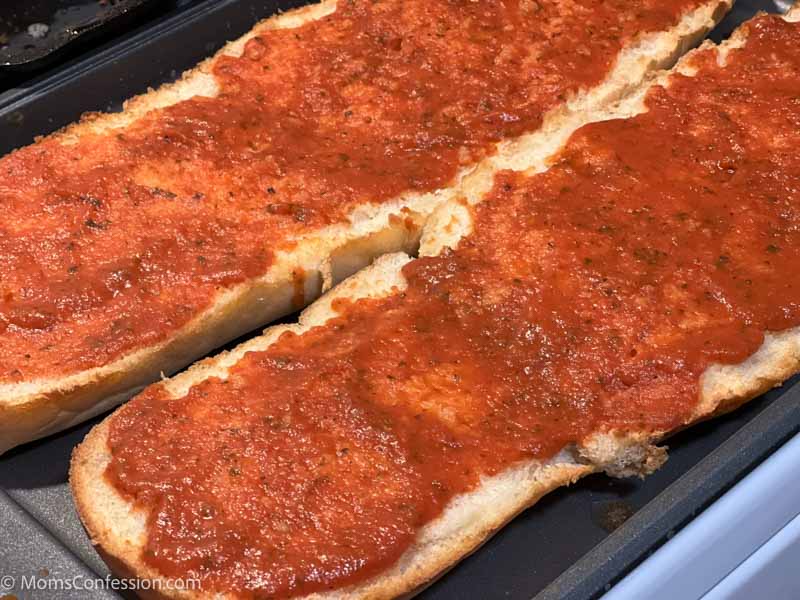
[0,0,160,71]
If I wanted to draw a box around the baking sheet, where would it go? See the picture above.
[0,1,796,598]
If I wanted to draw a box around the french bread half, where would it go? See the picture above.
[71,5,800,599]
[0,0,731,453]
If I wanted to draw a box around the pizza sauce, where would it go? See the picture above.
[0,0,706,381]
[106,14,800,599]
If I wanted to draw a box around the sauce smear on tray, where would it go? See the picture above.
[106,15,800,598]
[0,0,705,381]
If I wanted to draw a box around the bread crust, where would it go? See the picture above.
[72,244,800,599]
[0,212,425,454]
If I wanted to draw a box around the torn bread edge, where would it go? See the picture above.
[0,0,730,454]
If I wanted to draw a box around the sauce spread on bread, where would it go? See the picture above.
[0,0,705,381]
[106,15,800,598]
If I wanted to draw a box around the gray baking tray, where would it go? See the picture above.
[0,0,160,70]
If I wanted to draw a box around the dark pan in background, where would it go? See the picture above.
[0,0,210,93]
[0,0,159,70]
[0,1,797,599]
